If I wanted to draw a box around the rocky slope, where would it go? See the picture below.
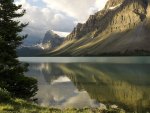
[48,0,150,56]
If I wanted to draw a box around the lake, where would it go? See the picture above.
[19,57,150,112]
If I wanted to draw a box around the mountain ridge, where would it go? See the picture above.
[45,0,150,56]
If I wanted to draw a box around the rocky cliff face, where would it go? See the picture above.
[67,0,147,40]
[147,0,150,18]
[48,0,150,56]
[42,30,64,50]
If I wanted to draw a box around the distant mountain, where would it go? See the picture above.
[46,0,150,56]
[17,44,44,57]
[42,30,64,50]
[17,30,64,56]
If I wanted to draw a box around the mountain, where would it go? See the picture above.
[47,0,150,56]
[17,30,64,56]
[17,44,44,57]
[42,30,64,50]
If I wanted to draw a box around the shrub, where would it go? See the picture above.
[0,75,38,100]
[0,88,11,102]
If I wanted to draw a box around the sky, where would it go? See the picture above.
[15,0,108,45]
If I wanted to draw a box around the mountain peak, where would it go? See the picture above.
[42,30,60,44]
[42,30,64,50]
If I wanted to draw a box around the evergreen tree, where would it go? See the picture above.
[0,0,37,99]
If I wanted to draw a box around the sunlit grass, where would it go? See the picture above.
[0,97,125,113]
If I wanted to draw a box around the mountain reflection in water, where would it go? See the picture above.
[25,63,150,112]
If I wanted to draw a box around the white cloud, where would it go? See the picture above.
[52,30,70,37]
[15,0,76,45]
[42,0,108,23]
[33,74,100,108]
[62,91,100,108]
[42,0,94,23]
[15,0,108,45]
[51,76,71,84]
[95,0,108,11]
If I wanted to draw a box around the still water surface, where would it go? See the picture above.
[19,57,150,112]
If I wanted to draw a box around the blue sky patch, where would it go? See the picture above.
[26,0,46,8]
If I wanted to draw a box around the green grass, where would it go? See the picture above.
[0,88,125,113]
[0,99,126,113]
[0,98,126,113]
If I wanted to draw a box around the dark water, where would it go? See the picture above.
[19,57,150,112]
